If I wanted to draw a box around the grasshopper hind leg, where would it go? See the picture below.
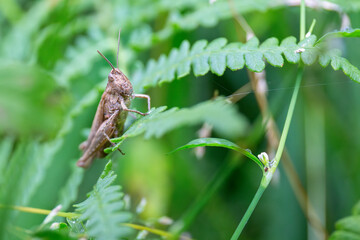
[102,132,125,155]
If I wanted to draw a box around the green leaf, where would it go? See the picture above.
[335,216,360,235]
[54,37,116,87]
[329,231,360,240]
[57,164,84,211]
[133,34,360,93]
[225,43,245,71]
[260,38,284,67]
[319,53,331,67]
[176,40,191,78]
[208,38,228,75]
[0,136,15,182]
[299,35,318,65]
[0,1,53,60]
[353,200,360,215]
[170,138,263,170]
[74,161,133,240]
[280,36,300,64]
[317,28,360,44]
[329,56,360,83]
[129,0,273,50]
[191,40,209,76]
[0,62,66,137]
[106,98,247,153]
[32,230,76,240]
[330,200,360,239]
[244,37,265,72]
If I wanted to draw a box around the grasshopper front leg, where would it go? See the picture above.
[133,94,151,112]
[120,95,150,116]
[77,110,120,168]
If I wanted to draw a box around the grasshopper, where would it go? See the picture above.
[77,31,151,168]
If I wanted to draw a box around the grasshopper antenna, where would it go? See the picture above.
[116,29,121,69]
[97,50,116,71]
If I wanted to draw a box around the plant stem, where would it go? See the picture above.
[230,67,304,239]
[307,19,316,36]
[0,204,79,218]
[230,183,266,240]
[0,204,183,239]
[269,68,303,181]
[300,0,306,40]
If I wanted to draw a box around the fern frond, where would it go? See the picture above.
[74,161,132,240]
[54,36,116,87]
[329,199,360,239]
[132,34,360,92]
[0,139,62,240]
[129,0,271,50]
[0,140,58,208]
[0,136,15,183]
[106,98,247,153]
[120,0,204,30]
[319,53,360,83]
[0,1,55,60]
[57,164,84,211]
[317,28,360,44]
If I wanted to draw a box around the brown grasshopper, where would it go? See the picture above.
[77,31,151,168]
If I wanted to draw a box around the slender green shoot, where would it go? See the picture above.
[0,204,79,219]
[300,0,306,40]
[267,68,303,186]
[231,67,304,239]
[307,19,316,37]
[230,184,266,240]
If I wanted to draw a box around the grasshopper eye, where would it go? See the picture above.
[108,73,114,82]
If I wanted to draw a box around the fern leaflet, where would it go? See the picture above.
[129,1,360,50]
[330,199,360,239]
[129,0,271,50]
[132,31,360,93]
[74,161,132,240]
[106,98,247,153]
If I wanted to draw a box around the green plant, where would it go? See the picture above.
[1,0,360,239]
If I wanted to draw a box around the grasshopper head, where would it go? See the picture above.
[108,68,133,97]
[97,50,133,98]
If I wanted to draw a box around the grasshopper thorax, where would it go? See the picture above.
[108,68,133,97]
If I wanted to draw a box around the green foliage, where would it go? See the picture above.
[0,139,59,208]
[74,161,133,240]
[106,98,247,153]
[129,1,360,50]
[330,200,360,240]
[1,0,360,239]
[317,28,360,44]
[57,164,84,211]
[33,231,75,240]
[132,32,360,93]
[0,62,65,137]
[129,0,270,50]
[32,227,76,240]
[170,137,263,169]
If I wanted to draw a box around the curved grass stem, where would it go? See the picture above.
[230,183,266,240]
[300,0,306,40]
[231,67,304,239]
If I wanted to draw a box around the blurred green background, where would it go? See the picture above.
[0,0,360,239]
